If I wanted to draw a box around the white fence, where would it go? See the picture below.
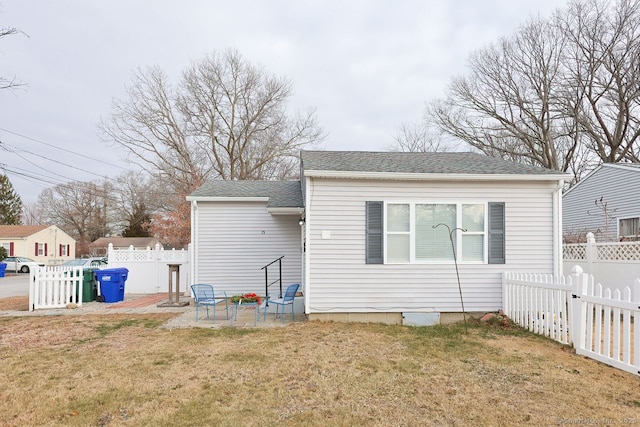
[503,266,640,376]
[502,272,573,344]
[27,244,191,311]
[29,266,84,311]
[107,243,190,294]
[564,233,640,295]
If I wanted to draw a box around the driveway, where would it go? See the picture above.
[0,273,29,298]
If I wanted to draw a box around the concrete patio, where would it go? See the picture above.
[0,293,306,329]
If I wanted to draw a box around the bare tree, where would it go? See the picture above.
[99,49,323,197]
[557,0,640,164]
[1,24,27,90]
[430,17,582,172]
[39,180,115,256]
[387,120,458,152]
[21,201,45,225]
[428,0,640,182]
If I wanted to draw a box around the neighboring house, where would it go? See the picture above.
[0,225,76,266]
[563,164,640,242]
[188,151,568,324]
[89,237,162,256]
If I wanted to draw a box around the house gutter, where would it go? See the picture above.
[303,170,571,182]
[266,207,305,215]
[185,196,269,202]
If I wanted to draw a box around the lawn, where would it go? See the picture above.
[0,310,638,426]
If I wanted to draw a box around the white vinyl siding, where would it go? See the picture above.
[563,165,640,241]
[306,178,557,313]
[194,201,302,296]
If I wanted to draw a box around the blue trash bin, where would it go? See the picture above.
[0,262,6,278]
[95,268,129,303]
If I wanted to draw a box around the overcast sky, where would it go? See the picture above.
[0,0,567,203]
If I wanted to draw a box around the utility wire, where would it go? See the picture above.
[0,127,126,170]
[1,163,127,204]
[0,138,112,180]
[3,146,80,183]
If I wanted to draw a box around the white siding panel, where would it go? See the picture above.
[196,201,301,296]
[307,178,556,313]
[563,166,640,241]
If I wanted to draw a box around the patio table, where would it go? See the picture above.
[231,301,261,326]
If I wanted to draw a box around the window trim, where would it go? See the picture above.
[618,216,640,239]
[383,200,488,265]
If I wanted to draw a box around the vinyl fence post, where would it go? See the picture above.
[633,278,640,303]
[633,279,640,367]
[585,232,596,276]
[570,265,587,350]
[502,272,508,316]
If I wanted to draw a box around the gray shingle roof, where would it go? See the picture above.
[301,151,563,175]
[189,181,303,208]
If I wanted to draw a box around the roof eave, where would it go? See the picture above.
[302,170,571,181]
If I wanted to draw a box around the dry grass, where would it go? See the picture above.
[0,295,29,311]
[0,312,638,426]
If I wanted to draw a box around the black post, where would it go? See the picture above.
[278,257,283,298]
[433,223,469,334]
[265,266,269,307]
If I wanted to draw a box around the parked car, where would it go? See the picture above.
[60,257,108,268]
[2,256,45,273]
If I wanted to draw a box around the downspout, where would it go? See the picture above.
[553,180,565,278]
[304,177,311,315]
[190,200,198,287]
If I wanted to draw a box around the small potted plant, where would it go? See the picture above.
[0,246,7,278]
[230,293,261,305]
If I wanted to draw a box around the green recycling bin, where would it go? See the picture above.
[80,268,98,302]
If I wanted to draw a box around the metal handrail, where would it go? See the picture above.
[261,256,284,304]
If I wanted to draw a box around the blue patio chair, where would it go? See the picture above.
[191,284,228,322]
[264,283,299,324]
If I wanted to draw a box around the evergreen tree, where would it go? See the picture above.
[0,174,22,225]
[122,202,151,237]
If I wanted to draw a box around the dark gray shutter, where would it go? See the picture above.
[366,201,383,264]
[488,202,505,264]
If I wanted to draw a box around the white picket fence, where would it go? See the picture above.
[29,266,85,311]
[503,266,640,376]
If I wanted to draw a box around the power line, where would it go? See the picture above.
[2,147,77,183]
[0,138,113,180]
[0,164,65,187]
[0,127,126,170]
[1,163,125,205]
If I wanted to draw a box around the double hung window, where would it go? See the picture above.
[619,217,640,240]
[385,202,486,263]
[365,200,504,265]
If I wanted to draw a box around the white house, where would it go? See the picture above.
[188,151,568,324]
[563,163,640,242]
